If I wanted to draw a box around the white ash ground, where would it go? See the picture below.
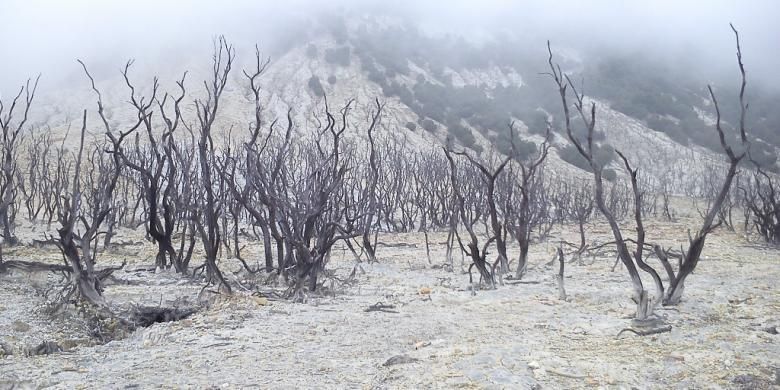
[0,218,778,389]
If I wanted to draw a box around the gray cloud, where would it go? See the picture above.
[1,0,777,93]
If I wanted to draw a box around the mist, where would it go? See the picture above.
[1,0,778,93]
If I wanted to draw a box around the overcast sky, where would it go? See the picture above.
[1,0,778,93]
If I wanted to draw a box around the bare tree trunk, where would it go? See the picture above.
[556,246,566,301]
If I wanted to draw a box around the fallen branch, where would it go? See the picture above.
[506,280,542,285]
[616,325,672,339]
[364,302,399,313]
[376,242,418,248]
[0,260,71,274]
[0,259,125,280]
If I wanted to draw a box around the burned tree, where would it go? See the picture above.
[359,99,384,263]
[548,42,667,321]
[453,136,513,275]
[547,24,753,322]
[656,25,752,305]
[0,75,40,245]
[105,61,189,271]
[52,110,123,307]
[18,129,54,222]
[740,166,779,244]
[274,99,365,300]
[504,122,552,278]
[560,179,595,259]
[192,37,235,293]
[443,146,495,288]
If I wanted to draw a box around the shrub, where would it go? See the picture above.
[421,118,437,132]
[327,75,337,85]
[449,123,477,149]
[324,46,351,67]
[405,122,417,131]
[559,143,614,172]
[308,76,325,97]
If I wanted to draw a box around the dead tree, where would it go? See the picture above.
[170,133,199,272]
[275,99,364,299]
[53,110,122,307]
[192,37,234,293]
[656,25,751,305]
[548,24,752,319]
[19,129,53,221]
[108,61,189,271]
[0,75,40,244]
[233,108,294,276]
[740,166,779,244]
[504,122,551,278]
[555,246,566,301]
[558,179,595,259]
[453,138,513,275]
[443,146,495,288]
[360,98,384,263]
[44,135,73,227]
[548,43,659,321]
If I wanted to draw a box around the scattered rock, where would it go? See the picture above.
[528,361,541,370]
[252,296,269,306]
[762,326,777,335]
[383,354,419,366]
[28,341,62,356]
[11,320,30,333]
[414,341,430,350]
[419,287,432,295]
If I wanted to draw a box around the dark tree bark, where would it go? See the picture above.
[0,75,39,245]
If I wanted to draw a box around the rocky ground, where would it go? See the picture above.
[0,216,778,389]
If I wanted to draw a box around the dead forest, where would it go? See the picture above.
[0,23,778,388]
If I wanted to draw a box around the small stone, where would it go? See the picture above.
[383,354,419,366]
[419,287,432,295]
[527,361,541,370]
[252,296,269,306]
[11,321,30,333]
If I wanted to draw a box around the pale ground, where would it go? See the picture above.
[0,214,778,389]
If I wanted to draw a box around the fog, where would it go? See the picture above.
[1,0,778,93]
